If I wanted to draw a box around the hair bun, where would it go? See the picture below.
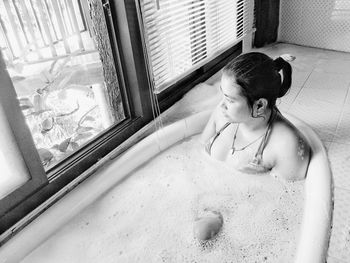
[273,57,292,98]
[274,57,285,71]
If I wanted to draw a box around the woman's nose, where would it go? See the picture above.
[220,100,227,110]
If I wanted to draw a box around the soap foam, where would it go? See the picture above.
[22,134,304,263]
[109,134,304,263]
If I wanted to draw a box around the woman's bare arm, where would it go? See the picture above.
[200,109,217,144]
[271,128,310,181]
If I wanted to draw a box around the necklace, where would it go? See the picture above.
[230,124,267,155]
[230,109,276,155]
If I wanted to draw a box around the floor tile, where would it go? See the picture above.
[277,85,302,110]
[260,45,319,71]
[328,187,350,261]
[327,255,348,263]
[333,111,350,144]
[288,105,341,141]
[290,56,320,71]
[318,49,350,61]
[304,71,350,91]
[328,142,350,190]
[314,59,350,74]
[293,87,347,112]
[270,42,323,58]
[292,69,312,87]
[343,88,350,112]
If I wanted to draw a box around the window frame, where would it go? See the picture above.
[0,0,155,236]
[0,52,48,218]
[0,0,244,242]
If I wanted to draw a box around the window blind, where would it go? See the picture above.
[138,0,254,93]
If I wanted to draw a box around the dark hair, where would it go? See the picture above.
[222,52,292,109]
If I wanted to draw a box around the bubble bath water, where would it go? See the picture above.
[104,135,304,263]
[15,102,330,263]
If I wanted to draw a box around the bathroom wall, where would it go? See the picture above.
[279,0,350,52]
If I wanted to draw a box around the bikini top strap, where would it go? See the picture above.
[218,122,232,134]
[206,122,232,155]
[253,109,277,160]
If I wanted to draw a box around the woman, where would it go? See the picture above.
[201,52,310,181]
[194,52,311,241]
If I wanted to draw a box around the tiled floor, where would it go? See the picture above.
[256,43,350,263]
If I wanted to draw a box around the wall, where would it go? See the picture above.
[279,0,350,52]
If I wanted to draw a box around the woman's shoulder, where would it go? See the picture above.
[271,116,302,141]
[269,115,311,181]
[272,114,307,143]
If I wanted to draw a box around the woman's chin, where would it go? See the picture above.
[221,113,230,120]
[223,115,233,123]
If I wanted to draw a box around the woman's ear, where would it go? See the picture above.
[253,98,268,117]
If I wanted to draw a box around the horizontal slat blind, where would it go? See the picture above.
[138,0,254,93]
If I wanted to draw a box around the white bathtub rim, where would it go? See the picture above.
[0,110,332,263]
[0,111,211,263]
[284,112,333,263]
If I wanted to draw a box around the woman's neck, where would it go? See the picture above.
[240,108,273,133]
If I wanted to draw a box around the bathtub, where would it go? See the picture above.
[0,110,332,263]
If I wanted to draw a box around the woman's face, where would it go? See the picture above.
[219,74,252,123]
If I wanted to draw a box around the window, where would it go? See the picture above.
[138,0,253,93]
[0,0,129,172]
[0,0,154,239]
[0,0,251,243]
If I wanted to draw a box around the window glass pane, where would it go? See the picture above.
[0,0,126,171]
